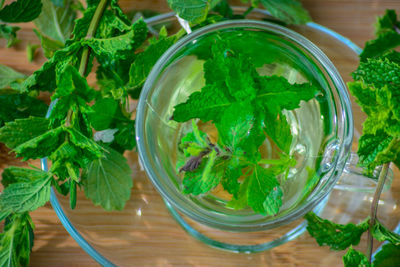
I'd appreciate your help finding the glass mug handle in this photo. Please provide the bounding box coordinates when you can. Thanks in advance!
[334,152,393,192]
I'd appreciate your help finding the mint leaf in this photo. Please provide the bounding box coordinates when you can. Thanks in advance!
[0,64,25,89]
[0,171,52,215]
[372,220,400,245]
[172,84,231,123]
[22,42,81,93]
[305,212,369,251]
[212,0,233,18]
[360,31,400,61]
[182,149,219,195]
[82,19,147,61]
[66,127,103,159]
[0,24,20,48]
[225,56,257,101]
[357,131,394,171]
[0,94,47,127]
[82,146,133,210]
[0,0,42,23]
[49,64,96,126]
[352,58,400,93]
[67,5,96,44]
[33,29,64,58]
[113,119,136,151]
[216,102,255,149]
[26,43,39,62]
[34,0,76,44]
[227,175,250,209]
[247,165,282,215]
[256,75,319,114]
[2,166,49,188]
[0,213,34,267]
[0,117,50,149]
[264,112,292,154]
[178,121,209,157]
[373,243,400,267]
[128,29,182,98]
[259,0,311,25]
[349,57,400,171]
[375,9,399,36]
[343,247,370,267]
[167,0,221,23]
[88,97,128,131]
[13,126,65,160]
[220,158,242,197]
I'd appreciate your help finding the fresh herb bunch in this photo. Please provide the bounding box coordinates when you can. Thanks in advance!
[305,9,400,267]
[0,0,311,265]
[172,36,319,215]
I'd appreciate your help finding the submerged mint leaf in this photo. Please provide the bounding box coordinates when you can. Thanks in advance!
[305,212,369,251]
[0,213,34,267]
[256,75,319,114]
[227,175,250,210]
[172,84,231,123]
[216,101,255,150]
[0,0,42,23]
[179,121,209,157]
[182,149,219,195]
[82,146,133,211]
[343,247,370,267]
[264,112,292,154]
[247,165,282,215]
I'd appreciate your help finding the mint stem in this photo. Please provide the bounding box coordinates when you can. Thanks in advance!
[366,162,390,262]
[78,0,108,76]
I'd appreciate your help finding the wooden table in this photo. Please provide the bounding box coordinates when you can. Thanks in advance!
[1,0,399,266]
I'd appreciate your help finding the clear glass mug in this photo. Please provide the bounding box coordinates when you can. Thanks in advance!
[135,19,389,252]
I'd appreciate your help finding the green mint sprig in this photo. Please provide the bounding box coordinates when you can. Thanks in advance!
[172,36,318,215]
[0,0,184,264]
[305,9,400,267]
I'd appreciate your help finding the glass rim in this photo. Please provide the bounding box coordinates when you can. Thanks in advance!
[136,18,354,231]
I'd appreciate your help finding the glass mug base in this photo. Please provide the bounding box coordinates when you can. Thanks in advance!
[164,197,327,253]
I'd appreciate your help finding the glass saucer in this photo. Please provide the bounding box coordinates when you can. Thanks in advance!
[43,8,400,267]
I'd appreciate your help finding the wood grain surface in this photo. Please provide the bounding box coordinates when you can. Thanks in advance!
[1,0,400,266]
